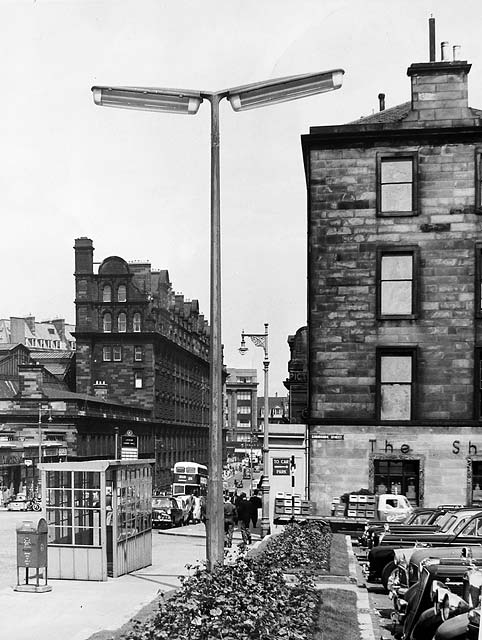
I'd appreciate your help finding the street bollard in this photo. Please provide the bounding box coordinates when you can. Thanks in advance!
[14,518,52,593]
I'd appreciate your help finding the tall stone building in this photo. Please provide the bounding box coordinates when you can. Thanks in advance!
[302,29,482,514]
[73,237,211,488]
[284,326,308,423]
[225,368,258,459]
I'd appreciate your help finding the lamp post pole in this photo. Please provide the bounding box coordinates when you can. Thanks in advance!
[91,67,343,568]
[38,402,42,471]
[207,92,224,568]
[239,323,270,537]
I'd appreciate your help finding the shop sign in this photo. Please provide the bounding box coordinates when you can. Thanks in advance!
[289,371,307,382]
[121,430,138,460]
[272,458,290,475]
[311,434,344,440]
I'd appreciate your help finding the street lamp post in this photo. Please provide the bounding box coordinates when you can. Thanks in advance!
[37,403,51,493]
[239,323,270,537]
[91,68,343,569]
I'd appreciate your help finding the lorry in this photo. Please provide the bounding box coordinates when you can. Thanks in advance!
[325,493,413,533]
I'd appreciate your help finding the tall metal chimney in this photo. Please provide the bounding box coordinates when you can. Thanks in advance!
[429,16,436,62]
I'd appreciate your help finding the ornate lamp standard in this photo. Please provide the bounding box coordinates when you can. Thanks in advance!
[239,323,270,537]
[91,68,343,568]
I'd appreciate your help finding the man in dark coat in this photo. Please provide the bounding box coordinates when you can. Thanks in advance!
[223,495,238,548]
[236,493,252,544]
[249,490,262,528]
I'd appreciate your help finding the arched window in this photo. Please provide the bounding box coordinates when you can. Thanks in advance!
[102,285,112,303]
[118,312,127,333]
[103,313,112,333]
[133,312,142,333]
[117,284,127,303]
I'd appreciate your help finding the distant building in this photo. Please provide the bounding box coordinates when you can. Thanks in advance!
[225,368,258,458]
[0,317,75,351]
[283,326,308,423]
[257,393,289,427]
[73,237,212,487]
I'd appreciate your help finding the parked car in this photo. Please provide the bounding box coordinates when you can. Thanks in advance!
[359,506,448,549]
[367,509,482,589]
[391,546,482,611]
[428,562,482,639]
[396,556,482,640]
[152,496,184,528]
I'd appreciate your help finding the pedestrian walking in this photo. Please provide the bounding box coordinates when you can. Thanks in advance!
[223,495,237,547]
[236,493,252,544]
[249,489,262,528]
[192,492,202,523]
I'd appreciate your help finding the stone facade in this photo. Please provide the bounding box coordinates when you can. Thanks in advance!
[284,326,308,423]
[303,52,482,514]
[73,238,211,488]
[225,368,258,458]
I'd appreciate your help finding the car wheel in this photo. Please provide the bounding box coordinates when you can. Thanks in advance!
[381,561,397,592]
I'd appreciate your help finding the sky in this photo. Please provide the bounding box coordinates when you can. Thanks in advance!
[2,0,482,396]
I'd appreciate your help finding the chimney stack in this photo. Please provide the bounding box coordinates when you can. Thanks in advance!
[429,16,436,62]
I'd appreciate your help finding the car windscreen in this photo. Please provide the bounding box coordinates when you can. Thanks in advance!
[453,515,478,535]
[152,498,172,508]
[439,514,459,532]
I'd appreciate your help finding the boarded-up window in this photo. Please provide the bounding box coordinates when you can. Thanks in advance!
[381,160,413,212]
[377,153,417,216]
[377,247,418,318]
[377,349,416,421]
[381,254,413,315]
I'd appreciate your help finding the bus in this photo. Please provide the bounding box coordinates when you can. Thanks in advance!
[172,461,208,497]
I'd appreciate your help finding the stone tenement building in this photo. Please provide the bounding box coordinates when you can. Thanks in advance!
[283,326,308,423]
[302,33,482,514]
[74,238,211,488]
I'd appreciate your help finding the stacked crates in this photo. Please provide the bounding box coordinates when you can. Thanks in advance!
[347,494,376,518]
[331,496,346,517]
[274,493,314,518]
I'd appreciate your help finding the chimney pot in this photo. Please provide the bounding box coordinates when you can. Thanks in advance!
[441,41,450,61]
[453,45,461,61]
[378,93,386,111]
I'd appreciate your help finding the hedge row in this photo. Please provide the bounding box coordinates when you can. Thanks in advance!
[126,521,332,640]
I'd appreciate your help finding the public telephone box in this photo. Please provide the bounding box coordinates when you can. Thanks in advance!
[39,459,154,581]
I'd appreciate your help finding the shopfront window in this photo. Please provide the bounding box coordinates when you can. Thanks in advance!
[472,461,482,505]
[374,459,419,505]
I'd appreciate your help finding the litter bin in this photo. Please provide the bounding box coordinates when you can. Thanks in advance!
[14,518,52,592]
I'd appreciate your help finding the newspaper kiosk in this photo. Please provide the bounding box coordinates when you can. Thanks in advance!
[39,459,154,581]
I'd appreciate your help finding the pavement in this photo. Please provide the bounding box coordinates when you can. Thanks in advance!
[0,518,379,640]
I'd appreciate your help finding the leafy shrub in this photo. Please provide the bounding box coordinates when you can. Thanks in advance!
[126,557,319,640]
[125,521,330,640]
[258,520,332,571]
